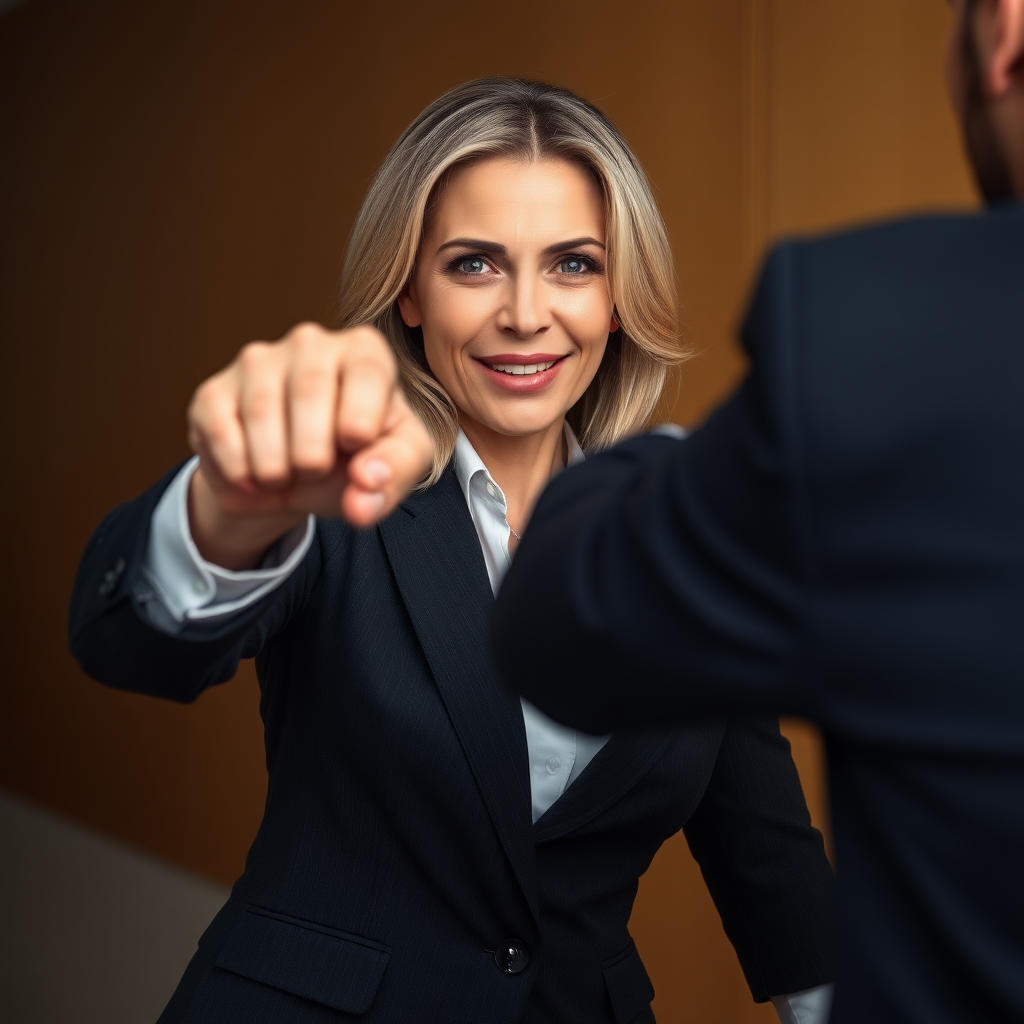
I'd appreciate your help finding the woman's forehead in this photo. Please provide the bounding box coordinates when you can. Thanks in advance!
[426,157,606,248]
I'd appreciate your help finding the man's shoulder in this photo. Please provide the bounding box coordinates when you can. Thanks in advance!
[745,204,1023,342]
[768,204,1023,280]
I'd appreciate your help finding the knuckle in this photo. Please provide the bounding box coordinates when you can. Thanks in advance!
[289,322,324,350]
[189,375,221,417]
[238,341,272,372]
[350,326,395,361]
[348,324,379,344]
[203,415,237,448]
[189,386,232,438]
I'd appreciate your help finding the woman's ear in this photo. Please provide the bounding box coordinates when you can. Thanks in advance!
[609,311,620,333]
[398,284,423,329]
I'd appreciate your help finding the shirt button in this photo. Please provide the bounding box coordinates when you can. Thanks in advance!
[545,757,560,774]
[486,482,497,497]
[192,577,207,595]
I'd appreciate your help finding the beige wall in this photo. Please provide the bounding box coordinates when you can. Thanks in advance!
[0,1,975,1020]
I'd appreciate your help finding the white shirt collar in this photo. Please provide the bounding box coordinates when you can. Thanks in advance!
[454,421,585,509]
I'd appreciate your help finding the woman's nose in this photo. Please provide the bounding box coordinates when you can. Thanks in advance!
[496,275,551,339]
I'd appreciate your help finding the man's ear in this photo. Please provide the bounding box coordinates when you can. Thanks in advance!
[979,0,1024,95]
[397,284,422,329]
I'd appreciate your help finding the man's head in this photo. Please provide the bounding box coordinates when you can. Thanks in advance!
[945,0,1024,202]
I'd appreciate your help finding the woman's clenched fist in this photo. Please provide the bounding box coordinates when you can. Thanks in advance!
[186,323,434,569]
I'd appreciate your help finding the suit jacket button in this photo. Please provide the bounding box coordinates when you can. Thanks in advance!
[493,942,529,974]
[98,557,126,597]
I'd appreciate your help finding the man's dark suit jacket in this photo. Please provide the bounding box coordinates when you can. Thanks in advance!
[69,461,833,1022]
[495,206,1024,1024]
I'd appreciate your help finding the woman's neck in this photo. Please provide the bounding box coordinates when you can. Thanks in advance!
[458,414,568,538]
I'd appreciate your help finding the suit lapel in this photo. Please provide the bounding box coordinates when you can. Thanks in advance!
[533,731,676,843]
[378,469,538,921]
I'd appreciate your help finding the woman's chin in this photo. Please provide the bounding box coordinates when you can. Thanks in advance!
[465,404,570,441]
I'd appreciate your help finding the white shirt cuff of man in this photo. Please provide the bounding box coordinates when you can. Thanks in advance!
[137,456,314,634]
[771,983,833,1023]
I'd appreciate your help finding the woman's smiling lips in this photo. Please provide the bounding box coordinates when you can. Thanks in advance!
[474,353,570,393]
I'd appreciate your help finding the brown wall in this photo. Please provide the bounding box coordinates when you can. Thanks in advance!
[0,1,974,1020]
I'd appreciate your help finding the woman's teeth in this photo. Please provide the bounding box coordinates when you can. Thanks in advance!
[486,360,557,376]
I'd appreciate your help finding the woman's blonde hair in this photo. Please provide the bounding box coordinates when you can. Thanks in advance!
[335,77,687,485]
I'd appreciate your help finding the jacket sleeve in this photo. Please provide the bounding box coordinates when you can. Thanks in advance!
[493,244,808,732]
[68,464,322,703]
[683,717,834,1001]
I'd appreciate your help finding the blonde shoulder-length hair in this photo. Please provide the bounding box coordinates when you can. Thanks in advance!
[335,77,688,486]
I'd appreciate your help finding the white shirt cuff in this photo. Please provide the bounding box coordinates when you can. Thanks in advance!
[771,983,833,1024]
[138,457,315,633]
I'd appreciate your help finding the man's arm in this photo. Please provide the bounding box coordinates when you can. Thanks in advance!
[493,246,808,731]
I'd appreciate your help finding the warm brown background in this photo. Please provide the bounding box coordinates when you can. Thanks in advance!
[0,1,975,1021]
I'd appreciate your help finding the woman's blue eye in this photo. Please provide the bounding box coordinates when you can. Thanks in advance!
[559,257,589,274]
[460,257,487,274]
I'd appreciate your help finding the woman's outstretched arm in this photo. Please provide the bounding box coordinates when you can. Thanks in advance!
[69,322,433,701]
[67,464,318,702]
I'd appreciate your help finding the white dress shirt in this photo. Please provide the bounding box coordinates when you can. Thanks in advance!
[453,425,610,823]
[135,428,831,1024]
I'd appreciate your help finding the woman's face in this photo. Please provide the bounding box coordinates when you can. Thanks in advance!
[399,156,617,441]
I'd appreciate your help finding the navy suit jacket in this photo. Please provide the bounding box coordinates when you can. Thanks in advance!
[495,206,1024,1024]
[69,461,833,1022]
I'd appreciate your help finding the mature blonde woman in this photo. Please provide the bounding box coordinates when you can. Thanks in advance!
[70,79,834,1024]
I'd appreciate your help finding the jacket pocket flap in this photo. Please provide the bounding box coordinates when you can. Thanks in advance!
[215,906,391,1013]
[602,938,655,1024]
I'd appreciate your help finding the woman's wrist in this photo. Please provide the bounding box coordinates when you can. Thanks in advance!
[187,466,307,571]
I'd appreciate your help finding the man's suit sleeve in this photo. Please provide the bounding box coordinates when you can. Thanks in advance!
[493,245,809,732]
[683,717,834,1001]
[68,465,318,702]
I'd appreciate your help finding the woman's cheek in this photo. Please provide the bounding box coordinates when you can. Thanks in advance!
[421,330,460,394]
[564,287,614,345]
[572,314,613,362]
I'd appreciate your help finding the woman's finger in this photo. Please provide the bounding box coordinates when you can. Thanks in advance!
[336,327,398,453]
[187,371,252,489]
[237,342,290,485]
[343,402,434,526]
[287,324,340,476]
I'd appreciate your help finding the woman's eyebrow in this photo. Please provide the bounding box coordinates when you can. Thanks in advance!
[436,236,606,256]
[542,237,606,255]
[436,238,506,255]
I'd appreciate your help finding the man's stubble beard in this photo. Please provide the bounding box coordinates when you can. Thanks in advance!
[961,13,1017,204]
